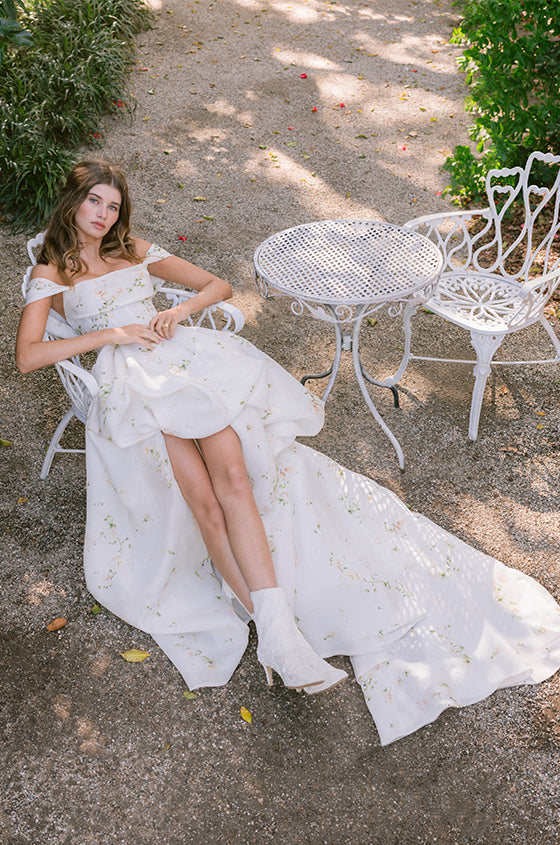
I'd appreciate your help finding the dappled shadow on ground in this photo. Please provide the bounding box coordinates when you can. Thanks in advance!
[2,1,560,843]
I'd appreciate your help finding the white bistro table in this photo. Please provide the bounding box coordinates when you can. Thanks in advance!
[253,219,443,469]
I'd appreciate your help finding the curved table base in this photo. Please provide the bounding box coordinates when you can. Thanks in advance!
[297,301,422,469]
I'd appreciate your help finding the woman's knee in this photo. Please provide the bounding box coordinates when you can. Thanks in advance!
[212,461,252,502]
[191,492,227,534]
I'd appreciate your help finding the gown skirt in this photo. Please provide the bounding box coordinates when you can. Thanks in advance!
[84,324,560,746]
[25,251,560,745]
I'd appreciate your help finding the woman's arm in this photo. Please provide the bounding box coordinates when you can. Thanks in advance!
[16,295,162,374]
[137,240,233,339]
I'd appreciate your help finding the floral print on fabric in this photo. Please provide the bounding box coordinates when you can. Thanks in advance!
[25,244,560,745]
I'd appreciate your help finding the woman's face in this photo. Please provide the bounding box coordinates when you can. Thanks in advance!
[74,182,122,241]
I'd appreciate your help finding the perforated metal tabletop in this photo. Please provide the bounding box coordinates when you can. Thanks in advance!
[254,219,442,306]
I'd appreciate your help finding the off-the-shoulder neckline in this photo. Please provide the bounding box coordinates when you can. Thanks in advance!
[30,248,160,289]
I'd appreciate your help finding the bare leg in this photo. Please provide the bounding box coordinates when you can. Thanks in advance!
[164,428,347,692]
[163,432,269,612]
[197,427,278,593]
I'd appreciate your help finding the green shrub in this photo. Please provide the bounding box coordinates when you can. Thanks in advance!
[0,0,153,231]
[444,0,560,204]
[0,0,32,69]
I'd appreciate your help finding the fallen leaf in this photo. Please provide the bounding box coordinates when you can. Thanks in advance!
[193,196,207,202]
[0,438,13,446]
[47,617,67,631]
[120,648,149,663]
[202,215,215,221]
[156,198,167,204]
[501,446,518,452]
[90,604,102,614]
[240,706,252,723]
[162,742,172,751]
[17,496,28,504]
[536,423,544,430]
[535,410,545,416]
[183,690,197,699]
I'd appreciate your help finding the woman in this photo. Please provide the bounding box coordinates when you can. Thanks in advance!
[16,160,560,745]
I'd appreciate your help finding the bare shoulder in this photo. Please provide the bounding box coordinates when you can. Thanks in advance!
[30,262,66,286]
[133,237,154,259]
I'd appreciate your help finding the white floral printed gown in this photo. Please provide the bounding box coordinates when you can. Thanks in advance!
[26,245,560,745]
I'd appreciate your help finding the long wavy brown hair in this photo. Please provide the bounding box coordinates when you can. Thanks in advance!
[37,160,141,285]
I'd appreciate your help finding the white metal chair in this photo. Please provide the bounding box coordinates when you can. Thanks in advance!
[404,150,560,439]
[23,233,245,478]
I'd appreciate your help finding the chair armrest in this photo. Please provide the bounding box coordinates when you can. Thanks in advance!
[155,281,245,333]
[54,357,99,397]
[404,207,493,272]
[404,207,491,231]
[43,310,99,421]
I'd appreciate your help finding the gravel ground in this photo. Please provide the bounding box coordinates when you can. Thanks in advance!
[1,1,560,843]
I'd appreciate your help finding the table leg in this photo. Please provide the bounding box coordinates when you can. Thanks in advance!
[351,304,405,469]
[356,297,421,408]
[300,307,344,401]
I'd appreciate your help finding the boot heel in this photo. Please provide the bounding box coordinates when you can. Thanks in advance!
[250,587,347,692]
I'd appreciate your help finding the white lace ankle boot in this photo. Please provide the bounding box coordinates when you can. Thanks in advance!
[250,587,348,692]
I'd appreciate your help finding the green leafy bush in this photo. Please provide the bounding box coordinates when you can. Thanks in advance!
[0,0,32,69]
[0,0,153,231]
[444,0,560,204]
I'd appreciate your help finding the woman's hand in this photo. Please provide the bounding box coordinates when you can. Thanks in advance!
[149,305,187,340]
[112,324,163,348]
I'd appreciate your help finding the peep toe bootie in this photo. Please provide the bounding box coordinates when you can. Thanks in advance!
[250,587,348,692]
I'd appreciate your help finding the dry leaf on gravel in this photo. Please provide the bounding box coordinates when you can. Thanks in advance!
[120,649,149,663]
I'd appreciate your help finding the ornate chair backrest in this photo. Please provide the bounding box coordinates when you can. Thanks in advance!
[470,151,560,282]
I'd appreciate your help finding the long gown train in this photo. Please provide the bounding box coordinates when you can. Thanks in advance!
[25,245,560,745]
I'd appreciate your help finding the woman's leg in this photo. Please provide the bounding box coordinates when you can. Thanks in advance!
[163,432,264,612]
[197,427,278,595]
[165,427,347,691]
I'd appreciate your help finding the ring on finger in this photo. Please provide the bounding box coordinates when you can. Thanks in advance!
[162,321,169,328]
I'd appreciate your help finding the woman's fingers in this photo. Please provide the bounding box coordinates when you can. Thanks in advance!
[115,325,162,347]
[151,311,177,339]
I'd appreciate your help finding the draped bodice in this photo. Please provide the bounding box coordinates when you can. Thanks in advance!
[24,243,171,334]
